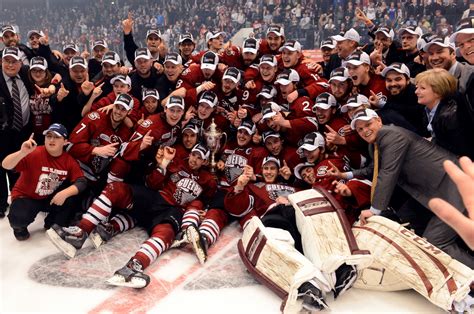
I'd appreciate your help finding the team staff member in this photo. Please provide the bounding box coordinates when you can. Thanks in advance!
[0,47,34,218]
[2,124,85,240]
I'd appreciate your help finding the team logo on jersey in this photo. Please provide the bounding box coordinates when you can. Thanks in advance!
[110,134,121,143]
[317,165,329,177]
[173,177,203,205]
[87,112,100,120]
[224,154,248,183]
[266,184,295,200]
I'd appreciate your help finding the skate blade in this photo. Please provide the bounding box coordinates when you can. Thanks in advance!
[89,231,104,249]
[186,226,206,265]
[105,275,148,289]
[46,228,77,259]
[170,237,189,249]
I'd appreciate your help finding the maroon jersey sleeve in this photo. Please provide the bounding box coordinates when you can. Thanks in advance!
[285,116,319,145]
[91,92,115,112]
[224,187,255,218]
[296,63,329,99]
[219,46,242,69]
[176,64,202,90]
[346,179,371,209]
[68,111,102,162]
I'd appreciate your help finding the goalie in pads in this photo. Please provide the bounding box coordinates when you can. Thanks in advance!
[238,188,373,313]
[353,216,474,312]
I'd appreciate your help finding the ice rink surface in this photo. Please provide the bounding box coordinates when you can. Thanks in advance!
[0,213,443,313]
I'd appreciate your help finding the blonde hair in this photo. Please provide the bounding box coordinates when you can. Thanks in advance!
[415,68,458,98]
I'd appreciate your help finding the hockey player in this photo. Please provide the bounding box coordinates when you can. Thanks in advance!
[67,94,136,184]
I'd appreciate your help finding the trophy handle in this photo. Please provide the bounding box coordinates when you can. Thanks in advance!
[221,132,227,149]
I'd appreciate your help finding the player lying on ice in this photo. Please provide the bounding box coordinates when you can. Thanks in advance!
[47,143,218,288]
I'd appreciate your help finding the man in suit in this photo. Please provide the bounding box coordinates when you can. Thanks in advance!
[0,47,34,218]
[330,108,474,268]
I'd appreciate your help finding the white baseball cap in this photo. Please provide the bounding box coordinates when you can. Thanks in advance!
[297,132,325,154]
[275,69,300,85]
[374,27,395,40]
[294,162,315,180]
[242,38,259,54]
[344,51,371,66]
[114,94,134,111]
[279,40,302,52]
[340,94,369,113]
[111,74,131,86]
[398,26,423,38]
[30,56,48,71]
[350,108,379,130]
[381,62,410,78]
[423,36,455,52]
[449,17,474,44]
[328,67,351,83]
[332,28,360,44]
[313,93,337,111]
[206,31,225,42]
[201,51,219,71]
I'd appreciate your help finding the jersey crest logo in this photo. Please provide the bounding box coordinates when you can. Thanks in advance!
[224,154,248,183]
[173,178,203,205]
[266,184,295,200]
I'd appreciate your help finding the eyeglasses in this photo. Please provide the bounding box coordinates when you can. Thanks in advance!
[2,59,20,65]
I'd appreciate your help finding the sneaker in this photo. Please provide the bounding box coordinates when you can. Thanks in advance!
[89,222,116,249]
[169,231,189,249]
[106,258,150,289]
[297,281,328,312]
[185,224,208,265]
[46,224,86,259]
[333,264,357,298]
[13,227,30,241]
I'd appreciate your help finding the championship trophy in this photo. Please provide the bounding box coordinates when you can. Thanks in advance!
[204,118,226,173]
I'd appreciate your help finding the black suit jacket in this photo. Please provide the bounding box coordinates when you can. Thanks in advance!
[0,65,34,130]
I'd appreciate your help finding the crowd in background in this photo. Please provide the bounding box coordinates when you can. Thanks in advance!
[1,0,473,60]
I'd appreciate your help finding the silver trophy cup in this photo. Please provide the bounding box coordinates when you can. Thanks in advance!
[204,118,226,173]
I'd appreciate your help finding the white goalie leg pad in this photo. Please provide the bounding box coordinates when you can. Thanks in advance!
[353,215,474,311]
[288,189,373,282]
[239,217,332,314]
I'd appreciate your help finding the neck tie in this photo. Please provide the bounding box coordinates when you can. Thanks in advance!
[370,143,379,202]
[10,77,23,131]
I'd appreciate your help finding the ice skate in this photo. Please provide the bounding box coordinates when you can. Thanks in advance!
[46,224,86,259]
[106,258,150,289]
[89,222,116,249]
[333,264,358,298]
[298,281,329,312]
[169,231,189,249]
[185,224,208,264]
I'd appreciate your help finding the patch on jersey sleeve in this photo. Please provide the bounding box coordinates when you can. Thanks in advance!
[87,112,100,120]
[140,119,152,128]
[316,165,329,177]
